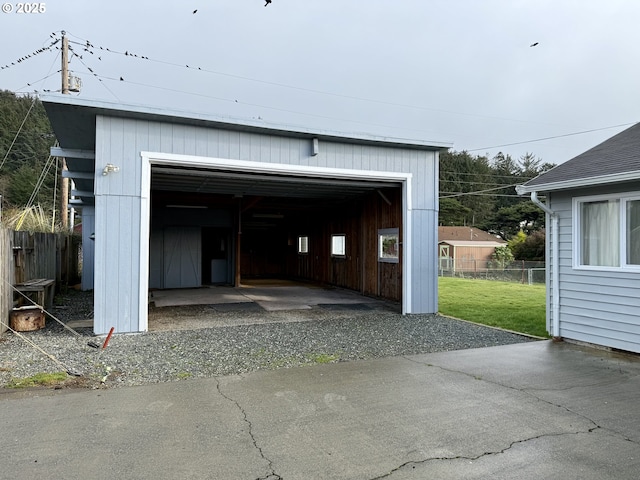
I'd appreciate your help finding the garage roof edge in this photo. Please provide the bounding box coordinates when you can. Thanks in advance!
[40,93,453,151]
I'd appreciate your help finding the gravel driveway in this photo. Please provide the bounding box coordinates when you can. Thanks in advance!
[0,289,537,390]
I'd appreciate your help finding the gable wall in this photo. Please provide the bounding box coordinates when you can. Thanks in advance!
[550,182,640,353]
[93,116,439,333]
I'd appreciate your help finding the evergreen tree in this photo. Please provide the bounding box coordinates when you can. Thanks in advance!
[439,148,555,240]
[0,90,57,216]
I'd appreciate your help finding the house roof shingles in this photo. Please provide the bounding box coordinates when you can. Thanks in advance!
[521,122,640,192]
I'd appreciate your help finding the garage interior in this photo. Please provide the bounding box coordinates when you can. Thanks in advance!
[148,165,404,310]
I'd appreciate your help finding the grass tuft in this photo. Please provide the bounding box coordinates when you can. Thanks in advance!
[7,372,68,388]
[307,353,340,364]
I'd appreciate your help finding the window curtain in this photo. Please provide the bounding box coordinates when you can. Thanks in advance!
[581,200,619,266]
[627,200,640,264]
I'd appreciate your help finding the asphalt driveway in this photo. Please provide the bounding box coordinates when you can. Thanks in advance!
[1,340,639,479]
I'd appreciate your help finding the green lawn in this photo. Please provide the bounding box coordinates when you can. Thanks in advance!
[438,277,548,338]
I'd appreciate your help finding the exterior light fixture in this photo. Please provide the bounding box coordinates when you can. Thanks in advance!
[102,164,120,176]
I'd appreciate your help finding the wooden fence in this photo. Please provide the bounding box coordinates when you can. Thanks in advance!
[0,228,80,335]
[0,229,12,335]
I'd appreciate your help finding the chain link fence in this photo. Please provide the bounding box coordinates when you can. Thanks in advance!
[438,259,546,284]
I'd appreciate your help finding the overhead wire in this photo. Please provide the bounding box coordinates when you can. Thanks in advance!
[0,37,59,71]
[467,122,637,152]
[0,319,81,375]
[439,183,521,199]
[0,95,37,171]
[24,31,632,155]
[64,35,565,128]
[51,154,59,232]
[7,31,636,163]
[68,45,121,102]
[92,73,441,137]
[15,146,57,230]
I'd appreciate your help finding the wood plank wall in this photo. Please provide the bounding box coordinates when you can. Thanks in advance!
[284,186,403,301]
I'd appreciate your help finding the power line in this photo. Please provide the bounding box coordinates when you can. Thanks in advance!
[440,180,524,187]
[467,122,636,152]
[441,170,535,180]
[439,183,519,199]
[0,96,37,171]
[439,193,522,198]
[68,45,121,102]
[92,73,441,137]
[10,31,635,159]
[0,38,59,71]
[64,34,564,128]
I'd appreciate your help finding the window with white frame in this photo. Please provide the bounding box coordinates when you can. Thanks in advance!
[575,193,640,269]
[331,234,346,257]
[378,228,399,263]
[298,235,309,254]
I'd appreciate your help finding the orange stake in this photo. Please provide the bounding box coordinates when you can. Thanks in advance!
[102,327,115,349]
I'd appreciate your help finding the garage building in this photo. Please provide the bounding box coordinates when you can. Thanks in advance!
[42,94,451,334]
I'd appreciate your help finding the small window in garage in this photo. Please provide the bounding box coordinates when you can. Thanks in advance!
[298,235,309,254]
[379,228,399,263]
[331,234,346,257]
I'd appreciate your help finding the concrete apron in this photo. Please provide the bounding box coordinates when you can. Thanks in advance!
[2,341,639,479]
[148,282,398,331]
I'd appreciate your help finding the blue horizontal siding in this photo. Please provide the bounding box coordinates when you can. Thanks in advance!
[550,188,640,352]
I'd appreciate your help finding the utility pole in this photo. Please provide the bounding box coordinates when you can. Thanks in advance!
[60,31,69,229]
[61,31,69,94]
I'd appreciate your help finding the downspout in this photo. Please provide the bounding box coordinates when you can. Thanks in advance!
[529,191,561,339]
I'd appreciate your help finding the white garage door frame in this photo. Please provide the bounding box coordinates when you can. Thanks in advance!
[138,151,413,332]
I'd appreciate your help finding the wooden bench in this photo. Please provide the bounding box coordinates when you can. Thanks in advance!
[14,278,56,310]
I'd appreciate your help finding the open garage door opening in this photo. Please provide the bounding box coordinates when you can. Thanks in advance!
[146,159,408,322]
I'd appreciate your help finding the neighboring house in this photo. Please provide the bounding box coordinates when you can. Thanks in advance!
[517,123,640,353]
[41,94,451,334]
[438,227,506,272]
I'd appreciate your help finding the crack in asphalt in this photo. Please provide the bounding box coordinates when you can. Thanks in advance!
[369,428,600,479]
[214,377,283,480]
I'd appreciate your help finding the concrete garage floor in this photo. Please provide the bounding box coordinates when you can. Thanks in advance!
[148,279,400,331]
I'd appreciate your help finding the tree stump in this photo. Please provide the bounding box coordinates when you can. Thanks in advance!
[10,306,45,331]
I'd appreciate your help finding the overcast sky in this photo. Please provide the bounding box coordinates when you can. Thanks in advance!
[1,0,638,167]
